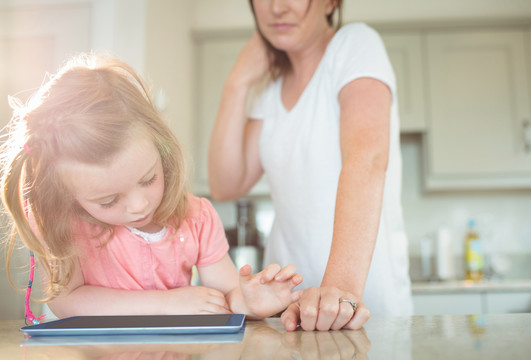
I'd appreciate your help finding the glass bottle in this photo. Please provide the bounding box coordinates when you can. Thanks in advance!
[464,219,484,281]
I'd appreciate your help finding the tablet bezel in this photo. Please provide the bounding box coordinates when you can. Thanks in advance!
[21,314,246,336]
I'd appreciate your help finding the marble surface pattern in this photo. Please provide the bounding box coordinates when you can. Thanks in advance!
[2,314,531,359]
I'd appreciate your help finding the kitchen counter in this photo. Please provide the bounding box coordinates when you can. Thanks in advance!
[2,314,531,359]
[412,279,531,294]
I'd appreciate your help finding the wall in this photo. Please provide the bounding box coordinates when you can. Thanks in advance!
[145,0,195,155]
[191,0,531,30]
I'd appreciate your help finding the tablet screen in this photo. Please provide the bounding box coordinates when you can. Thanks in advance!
[46,315,233,328]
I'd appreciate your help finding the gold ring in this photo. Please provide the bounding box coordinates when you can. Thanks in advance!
[339,298,358,312]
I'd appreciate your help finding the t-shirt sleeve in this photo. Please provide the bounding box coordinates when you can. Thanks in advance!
[329,23,396,97]
[194,197,230,267]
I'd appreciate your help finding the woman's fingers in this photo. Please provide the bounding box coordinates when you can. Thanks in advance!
[314,289,345,331]
[285,287,367,331]
[343,301,370,330]
[330,299,356,330]
[298,287,322,331]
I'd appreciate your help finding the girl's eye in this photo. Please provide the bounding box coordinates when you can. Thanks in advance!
[100,197,118,209]
[142,174,157,187]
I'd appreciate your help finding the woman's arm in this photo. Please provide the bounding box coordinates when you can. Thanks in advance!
[208,32,269,200]
[281,77,391,331]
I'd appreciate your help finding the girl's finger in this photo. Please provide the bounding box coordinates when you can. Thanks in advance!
[239,264,253,278]
[291,289,304,303]
[208,295,230,309]
[259,263,282,283]
[204,304,232,314]
[281,303,301,332]
[290,274,304,288]
[274,264,297,281]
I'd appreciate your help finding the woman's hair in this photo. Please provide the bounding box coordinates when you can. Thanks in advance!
[248,0,343,79]
[1,52,189,299]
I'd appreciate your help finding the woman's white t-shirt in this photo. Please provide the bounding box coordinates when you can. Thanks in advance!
[250,23,413,315]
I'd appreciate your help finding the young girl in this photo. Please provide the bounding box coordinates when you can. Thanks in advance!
[1,52,303,323]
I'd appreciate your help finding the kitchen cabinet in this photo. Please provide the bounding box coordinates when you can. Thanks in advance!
[423,27,531,190]
[412,280,531,315]
[380,31,426,133]
[485,292,531,313]
[413,293,483,315]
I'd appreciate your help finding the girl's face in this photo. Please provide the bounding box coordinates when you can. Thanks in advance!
[59,135,165,233]
[252,0,335,53]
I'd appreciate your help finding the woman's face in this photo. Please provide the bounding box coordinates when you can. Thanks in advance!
[58,135,165,233]
[252,0,335,53]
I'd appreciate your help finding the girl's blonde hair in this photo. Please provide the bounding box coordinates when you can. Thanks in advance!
[1,52,189,300]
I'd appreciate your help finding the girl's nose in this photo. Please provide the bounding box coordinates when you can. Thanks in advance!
[126,189,149,214]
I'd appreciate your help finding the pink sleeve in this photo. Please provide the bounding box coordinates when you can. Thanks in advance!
[193,197,230,267]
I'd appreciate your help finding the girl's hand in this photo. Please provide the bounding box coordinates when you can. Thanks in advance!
[168,286,231,315]
[227,31,270,89]
[239,263,303,318]
[280,287,371,331]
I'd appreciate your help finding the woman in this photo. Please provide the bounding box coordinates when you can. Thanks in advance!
[208,0,413,331]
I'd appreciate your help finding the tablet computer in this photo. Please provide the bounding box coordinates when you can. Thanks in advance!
[21,314,246,337]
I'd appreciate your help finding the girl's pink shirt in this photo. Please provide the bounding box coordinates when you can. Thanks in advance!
[73,195,229,290]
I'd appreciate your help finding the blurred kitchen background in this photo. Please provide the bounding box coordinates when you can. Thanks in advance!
[1,0,531,319]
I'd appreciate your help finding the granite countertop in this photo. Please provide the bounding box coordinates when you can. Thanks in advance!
[3,314,531,359]
[412,279,531,294]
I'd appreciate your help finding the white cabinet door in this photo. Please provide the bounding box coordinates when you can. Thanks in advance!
[413,293,483,315]
[381,31,426,133]
[485,292,531,313]
[424,28,531,190]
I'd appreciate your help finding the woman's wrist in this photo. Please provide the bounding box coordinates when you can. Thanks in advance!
[224,73,253,95]
[321,276,364,300]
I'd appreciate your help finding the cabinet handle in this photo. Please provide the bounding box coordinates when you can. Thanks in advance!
[524,120,531,153]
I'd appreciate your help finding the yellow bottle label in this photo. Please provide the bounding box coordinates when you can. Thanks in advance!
[465,235,484,281]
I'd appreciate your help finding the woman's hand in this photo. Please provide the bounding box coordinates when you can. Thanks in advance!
[167,286,231,315]
[227,31,270,89]
[239,263,303,318]
[280,286,370,331]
